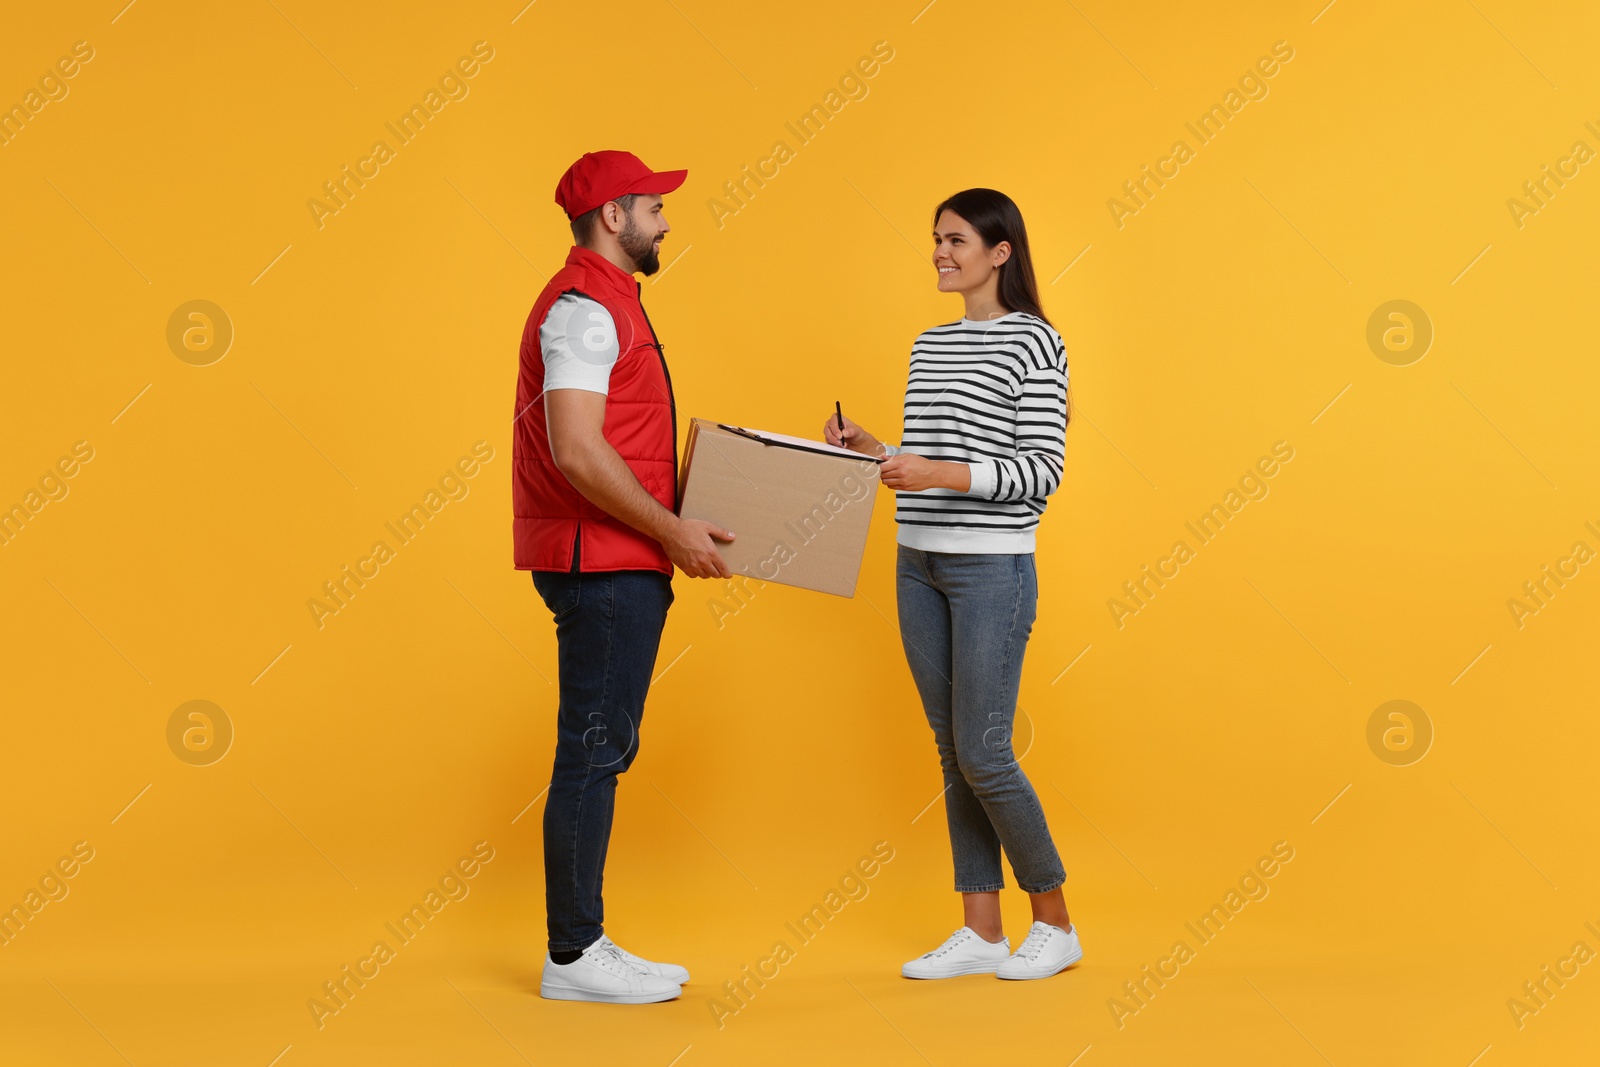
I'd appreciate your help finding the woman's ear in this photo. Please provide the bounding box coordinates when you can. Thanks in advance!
[992,240,1013,268]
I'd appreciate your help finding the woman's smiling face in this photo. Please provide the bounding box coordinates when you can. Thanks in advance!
[933,209,1009,294]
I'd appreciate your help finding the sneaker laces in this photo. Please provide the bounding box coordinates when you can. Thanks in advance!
[1013,924,1056,962]
[923,928,975,959]
[600,936,653,972]
[589,941,645,976]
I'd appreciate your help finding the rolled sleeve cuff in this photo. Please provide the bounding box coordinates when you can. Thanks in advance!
[966,461,995,499]
[881,442,902,457]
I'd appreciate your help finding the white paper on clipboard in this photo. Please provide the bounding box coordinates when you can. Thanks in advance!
[717,425,886,464]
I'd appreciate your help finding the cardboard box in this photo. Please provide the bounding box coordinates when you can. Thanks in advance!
[676,418,883,597]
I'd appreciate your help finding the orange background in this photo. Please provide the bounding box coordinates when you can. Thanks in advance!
[2,0,1598,1064]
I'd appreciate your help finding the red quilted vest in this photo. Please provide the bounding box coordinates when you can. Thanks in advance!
[513,245,677,574]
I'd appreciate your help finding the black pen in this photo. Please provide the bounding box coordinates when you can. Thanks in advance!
[835,400,844,443]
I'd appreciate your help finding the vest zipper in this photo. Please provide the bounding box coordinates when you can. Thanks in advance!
[635,282,679,510]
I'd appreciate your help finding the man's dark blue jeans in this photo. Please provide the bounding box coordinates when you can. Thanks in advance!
[531,563,674,954]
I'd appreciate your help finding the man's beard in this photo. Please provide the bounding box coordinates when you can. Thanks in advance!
[619,215,661,275]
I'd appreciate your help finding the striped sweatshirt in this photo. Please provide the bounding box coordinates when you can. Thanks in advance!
[883,312,1069,554]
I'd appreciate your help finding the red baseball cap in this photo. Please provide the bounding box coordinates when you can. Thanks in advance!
[554,150,688,220]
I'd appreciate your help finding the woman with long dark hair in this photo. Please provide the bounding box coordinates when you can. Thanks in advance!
[824,188,1080,980]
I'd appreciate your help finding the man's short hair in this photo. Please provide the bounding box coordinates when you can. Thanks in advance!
[571,193,640,244]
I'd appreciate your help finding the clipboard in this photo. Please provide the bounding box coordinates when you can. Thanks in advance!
[715,424,887,464]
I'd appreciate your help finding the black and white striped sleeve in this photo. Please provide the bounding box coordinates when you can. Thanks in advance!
[972,331,1067,502]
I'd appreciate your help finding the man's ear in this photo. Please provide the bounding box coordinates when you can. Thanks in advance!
[600,200,624,235]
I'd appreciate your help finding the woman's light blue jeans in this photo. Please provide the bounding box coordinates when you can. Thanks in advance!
[896,546,1066,894]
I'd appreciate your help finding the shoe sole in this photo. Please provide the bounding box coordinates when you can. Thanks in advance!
[901,960,1006,979]
[996,947,1084,981]
[540,983,682,1004]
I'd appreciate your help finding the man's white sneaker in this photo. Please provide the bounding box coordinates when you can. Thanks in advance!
[593,934,691,985]
[996,921,1083,980]
[540,939,682,1003]
[901,926,1011,979]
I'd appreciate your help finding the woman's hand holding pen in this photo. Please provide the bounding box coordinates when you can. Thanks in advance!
[822,409,971,492]
[822,412,885,458]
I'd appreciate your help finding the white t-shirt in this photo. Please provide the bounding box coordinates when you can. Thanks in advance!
[540,293,621,395]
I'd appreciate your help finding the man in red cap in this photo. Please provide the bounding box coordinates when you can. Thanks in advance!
[514,150,734,1004]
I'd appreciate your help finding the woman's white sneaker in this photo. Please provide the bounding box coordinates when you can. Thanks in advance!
[540,939,682,1003]
[996,921,1083,980]
[901,926,1011,979]
[593,934,691,984]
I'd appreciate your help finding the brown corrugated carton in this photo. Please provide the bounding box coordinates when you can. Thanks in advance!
[676,418,883,597]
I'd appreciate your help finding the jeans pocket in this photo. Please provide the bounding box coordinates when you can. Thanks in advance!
[1016,555,1038,632]
[552,585,581,623]
[533,573,582,623]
